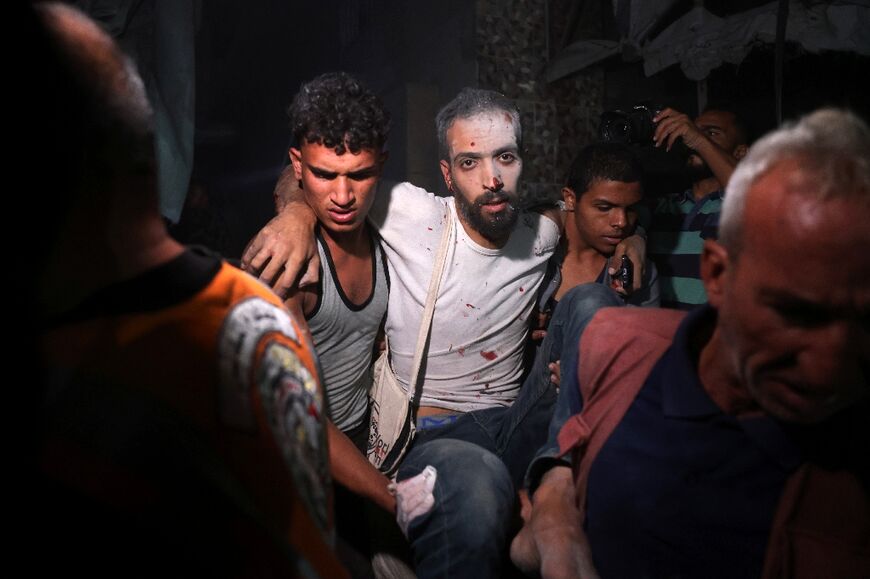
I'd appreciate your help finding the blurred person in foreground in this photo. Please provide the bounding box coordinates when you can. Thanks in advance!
[34,4,344,577]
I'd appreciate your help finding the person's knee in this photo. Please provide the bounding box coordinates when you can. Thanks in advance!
[446,442,513,547]
[462,445,513,507]
[552,283,622,336]
[558,283,622,317]
[400,439,514,544]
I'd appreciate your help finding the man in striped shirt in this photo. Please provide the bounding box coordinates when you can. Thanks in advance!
[647,105,750,309]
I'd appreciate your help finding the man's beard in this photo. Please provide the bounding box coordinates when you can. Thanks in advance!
[454,188,519,243]
[685,154,714,182]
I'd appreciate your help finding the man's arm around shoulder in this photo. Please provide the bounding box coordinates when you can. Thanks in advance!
[241,165,320,298]
[527,202,565,236]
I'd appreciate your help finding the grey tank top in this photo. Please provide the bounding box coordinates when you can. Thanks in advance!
[307,229,388,432]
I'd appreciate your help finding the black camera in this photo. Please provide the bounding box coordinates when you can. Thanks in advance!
[598,104,663,144]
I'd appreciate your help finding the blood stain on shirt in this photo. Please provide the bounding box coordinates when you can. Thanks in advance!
[458,347,466,356]
[466,303,476,308]
[480,350,497,361]
[519,287,524,293]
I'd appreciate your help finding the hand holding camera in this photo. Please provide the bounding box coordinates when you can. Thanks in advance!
[653,107,707,152]
[598,103,694,158]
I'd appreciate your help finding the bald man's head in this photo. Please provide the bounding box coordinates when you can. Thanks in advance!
[38,2,154,203]
[33,3,179,318]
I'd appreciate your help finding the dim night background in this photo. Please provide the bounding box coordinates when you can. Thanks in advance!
[71,0,869,259]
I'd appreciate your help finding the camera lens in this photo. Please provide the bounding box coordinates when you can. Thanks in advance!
[599,111,632,143]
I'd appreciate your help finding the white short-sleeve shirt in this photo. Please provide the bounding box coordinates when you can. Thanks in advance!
[368,181,560,412]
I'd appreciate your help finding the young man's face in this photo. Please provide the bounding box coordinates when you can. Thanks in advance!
[290,141,383,234]
[563,179,642,256]
[687,110,748,177]
[439,111,522,242]
[703,159,870,424]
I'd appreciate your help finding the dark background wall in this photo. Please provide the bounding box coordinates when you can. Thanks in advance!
[172,0,869,259]
[336,0,478,195]
[187,0,341,258]
[477,0,604,204]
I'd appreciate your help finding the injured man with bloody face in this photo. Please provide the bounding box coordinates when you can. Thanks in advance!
[243,87,567,578]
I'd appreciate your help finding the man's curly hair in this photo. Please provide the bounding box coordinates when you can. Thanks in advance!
[288,72,390,155]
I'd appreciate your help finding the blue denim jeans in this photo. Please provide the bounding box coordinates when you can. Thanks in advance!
[525,284,625,490]
[396,284,623,578]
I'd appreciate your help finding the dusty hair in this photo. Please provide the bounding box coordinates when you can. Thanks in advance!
[720,109,870,255]
[435,88,521,160]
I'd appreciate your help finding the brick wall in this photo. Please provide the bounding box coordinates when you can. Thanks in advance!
[477,0,605,203]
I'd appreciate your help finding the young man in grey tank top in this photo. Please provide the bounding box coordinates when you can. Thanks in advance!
[274,73,397,520]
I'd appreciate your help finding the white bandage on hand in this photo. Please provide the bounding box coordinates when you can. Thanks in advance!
[390,465,437,537]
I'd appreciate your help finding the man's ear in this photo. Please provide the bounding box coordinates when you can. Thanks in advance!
[733,143,749,161]
[561,187,577,211]
[439,159,452,192]
[289,147,303,180]
[378,150,390,173]
[701,239,730,308]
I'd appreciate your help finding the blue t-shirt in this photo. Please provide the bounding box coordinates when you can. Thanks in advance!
[648,190,722,310]
[586,308,801,578]
[529,306,804,579]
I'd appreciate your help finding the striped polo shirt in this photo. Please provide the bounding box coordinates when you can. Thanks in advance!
[648,189,722,310]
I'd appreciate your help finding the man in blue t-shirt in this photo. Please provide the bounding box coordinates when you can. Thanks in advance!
[647,105,750,309]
